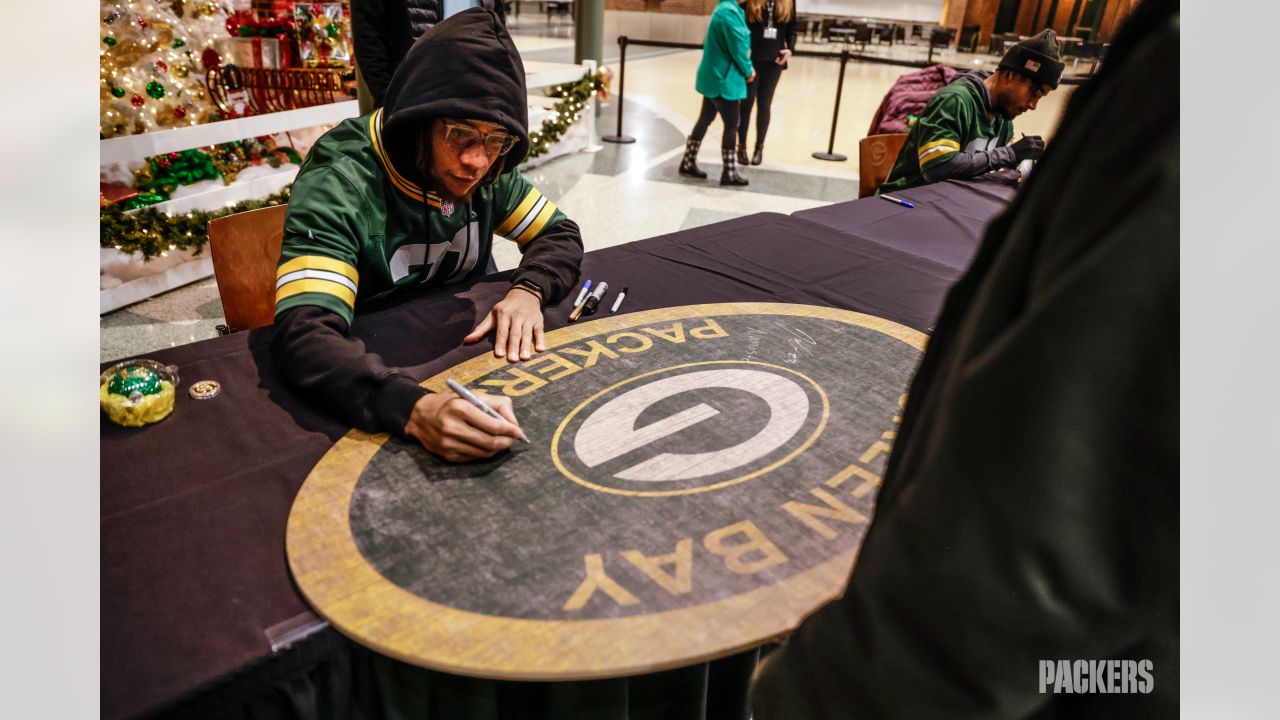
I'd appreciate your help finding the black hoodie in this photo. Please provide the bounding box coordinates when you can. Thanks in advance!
[381,7,531,180]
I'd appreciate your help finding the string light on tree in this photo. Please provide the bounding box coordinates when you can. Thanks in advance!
[525,69,609,160]
[99,0,230,137]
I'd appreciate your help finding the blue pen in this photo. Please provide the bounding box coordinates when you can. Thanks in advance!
[879,194,916,209]
[574,279,592,306]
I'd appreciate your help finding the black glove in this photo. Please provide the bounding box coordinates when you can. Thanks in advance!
[1010,134,1045,162]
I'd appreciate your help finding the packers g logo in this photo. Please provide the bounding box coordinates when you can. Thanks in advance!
[552,361,829,496]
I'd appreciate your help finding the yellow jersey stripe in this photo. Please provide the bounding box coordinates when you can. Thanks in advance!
[277,255,359,284]
[368,110,441,208]
[917,145,958,168]
[496,189,542,237]
[516,200,558,245]
[275,278,357,309]
[917,138,960,157]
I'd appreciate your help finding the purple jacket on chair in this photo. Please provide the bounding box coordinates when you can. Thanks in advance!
[867,65,958,135]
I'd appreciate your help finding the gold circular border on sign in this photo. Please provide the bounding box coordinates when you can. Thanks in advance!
[550,360,830,497]
[287,302,927,682]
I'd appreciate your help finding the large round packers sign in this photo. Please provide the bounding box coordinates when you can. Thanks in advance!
[286,303,925,680]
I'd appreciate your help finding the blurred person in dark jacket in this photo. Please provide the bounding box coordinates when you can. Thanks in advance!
[353,0,506,114]
[752,0,1179,717]
[352,0,439,114]
[736,0,796,166]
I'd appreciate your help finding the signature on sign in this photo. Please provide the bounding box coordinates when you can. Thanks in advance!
[742,324,818,365]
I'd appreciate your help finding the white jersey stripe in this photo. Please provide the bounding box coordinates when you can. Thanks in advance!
[276,268,359,294]
[509,196,548,241]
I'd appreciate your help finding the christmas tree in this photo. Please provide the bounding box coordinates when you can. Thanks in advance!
[100,0,231,138]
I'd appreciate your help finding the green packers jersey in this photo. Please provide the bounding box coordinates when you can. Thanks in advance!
[275,108,567,326]
[879,78,1013,194]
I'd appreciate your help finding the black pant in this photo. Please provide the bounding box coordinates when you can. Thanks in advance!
[738,61,784,147]
[690,96,740,151]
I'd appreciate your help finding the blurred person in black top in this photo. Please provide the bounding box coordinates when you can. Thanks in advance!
[751,0,1179,716]
[353,0,506,114]
[737,0,797,166]
[352,0,440,114]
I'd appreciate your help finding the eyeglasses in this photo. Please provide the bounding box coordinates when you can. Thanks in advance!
[440,121,516,158]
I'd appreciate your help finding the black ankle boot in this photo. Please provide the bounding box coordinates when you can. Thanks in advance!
[678,137,707,179]
[720,147,749,186]
[751,143,764,165]
[736,143,750,166]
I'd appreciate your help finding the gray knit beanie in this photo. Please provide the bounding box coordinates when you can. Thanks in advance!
[999,29,1065,88]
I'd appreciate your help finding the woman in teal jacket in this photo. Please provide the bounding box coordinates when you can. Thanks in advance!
[680,0,756,186]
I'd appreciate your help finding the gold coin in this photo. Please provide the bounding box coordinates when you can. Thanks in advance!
[188,380,221,399]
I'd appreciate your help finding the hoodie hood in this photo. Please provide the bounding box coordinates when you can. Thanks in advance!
[380,8,529,185]
[949,70,994,115]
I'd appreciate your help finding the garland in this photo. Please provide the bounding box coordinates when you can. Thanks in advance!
[101,187,291,260]
[102,68,611,259]
[526,67,610,160]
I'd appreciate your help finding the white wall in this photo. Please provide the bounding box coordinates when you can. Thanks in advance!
[798,0,945,22]
[605,11,712,46]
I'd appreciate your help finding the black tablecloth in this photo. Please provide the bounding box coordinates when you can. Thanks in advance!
[102,180,1012,719]
[793,176,1018,271]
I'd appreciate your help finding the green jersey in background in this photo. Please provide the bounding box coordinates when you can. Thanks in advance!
[880,71,1013,194]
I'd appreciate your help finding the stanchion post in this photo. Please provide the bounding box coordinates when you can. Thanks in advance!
[812,48,849,161]
[603,36,636,144]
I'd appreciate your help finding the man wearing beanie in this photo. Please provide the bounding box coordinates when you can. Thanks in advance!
[878,29,1065,194]
[271,8,583,463]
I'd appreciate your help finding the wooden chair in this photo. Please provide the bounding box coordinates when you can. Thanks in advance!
[207,204,288,333]
[858,133,908,198]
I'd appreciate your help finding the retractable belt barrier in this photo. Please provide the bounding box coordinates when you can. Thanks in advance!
[605,36,1087,161]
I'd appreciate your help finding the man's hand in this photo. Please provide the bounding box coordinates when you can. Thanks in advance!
[1010,134,1045,162]
[404,391,524,462]
[464,286,545,363]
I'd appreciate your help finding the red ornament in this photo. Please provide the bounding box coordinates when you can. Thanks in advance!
[138,18,147,28]
[174,106,187,119]
[225,17,240,36]
[131,94,144,107]
[201,48,221,70]
[167,152,180,161]
[156,60,168,73]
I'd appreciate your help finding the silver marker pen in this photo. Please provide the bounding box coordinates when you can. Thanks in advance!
[445,378,529,444]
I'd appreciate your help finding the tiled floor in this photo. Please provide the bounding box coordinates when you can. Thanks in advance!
[100,19,1075,363]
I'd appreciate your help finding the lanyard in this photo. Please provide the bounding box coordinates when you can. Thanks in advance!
[765,0,775,29]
